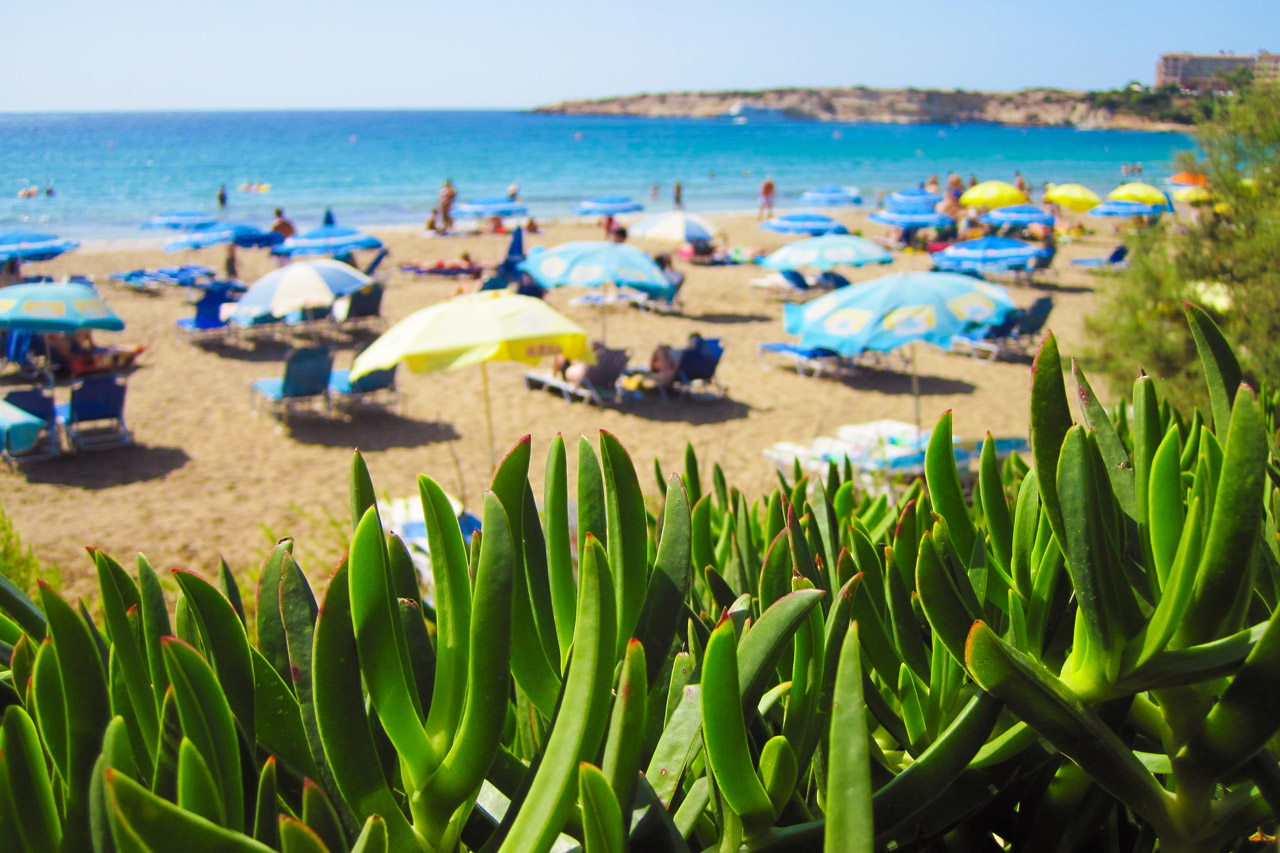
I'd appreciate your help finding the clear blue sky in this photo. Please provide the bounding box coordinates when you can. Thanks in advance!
[6,0,1278,111]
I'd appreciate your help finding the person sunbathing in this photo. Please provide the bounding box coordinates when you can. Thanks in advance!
[46,331,144,376]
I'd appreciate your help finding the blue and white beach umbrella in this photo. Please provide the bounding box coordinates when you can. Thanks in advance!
[575,196,644,216]
[145,211,218,230]
[453,198,529,218]
[630,211,718,243]
[1089,199,1166,218]
[868,209,954,228]
[932,236,1047,272]
[761,235,891,272]
[230,259,372,320]
[0,230,80,262]
[278,225,383,257]
[518,241,671,298]
[978,204,1055,227]
[761,213,848,236]
[799,186,862,206]
[886,188,943,211]
[783,272,1013,354]
[0,282,124,333]
[164,223,285,252]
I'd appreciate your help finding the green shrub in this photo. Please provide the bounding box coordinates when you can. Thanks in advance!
[0,499,58,596]
[0,307,1277,852]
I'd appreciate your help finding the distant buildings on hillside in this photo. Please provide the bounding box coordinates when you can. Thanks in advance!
[1156,51,1280,91]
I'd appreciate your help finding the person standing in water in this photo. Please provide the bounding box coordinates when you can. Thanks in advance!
[217,184,228,210]
[673,181,683,210]
[438,179,457,234]
[758,176,776,220]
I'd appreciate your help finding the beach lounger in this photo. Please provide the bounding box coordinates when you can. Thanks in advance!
[749,269,829,301]
[949,312,1022,361]
[524,346,631,406]
[2,387,61,464]
[757,342,853,378]
[55,375,132,451]
[1071,245,1128,270]
[327,365,401,413]
[671,337,726,398]
[250,346,333,421]
[331,283,385,332]
[632,274,685,314]
[176,289,235,342]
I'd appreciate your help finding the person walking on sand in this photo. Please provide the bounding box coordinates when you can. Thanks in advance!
[673,181,683,210]
[758,176,776,220]
[438,179,457,234]
[217,184,227,210]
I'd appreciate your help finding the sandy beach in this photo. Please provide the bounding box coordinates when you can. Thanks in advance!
[3,210,1112,599]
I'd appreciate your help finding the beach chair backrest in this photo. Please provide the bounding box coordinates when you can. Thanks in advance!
[1016,297,1054,337]
[363,248,389,277]
[5,387,55,424]
[193,291,230,324]
[1108,245,1129,264]
[282,347,334,398]
[69,375,127,423]
[345,284,384,320]
[350,366,396,394]
[984,311,1020,339]
[585,347,629,387]
[780,269,808,290]
[678,338,723,382]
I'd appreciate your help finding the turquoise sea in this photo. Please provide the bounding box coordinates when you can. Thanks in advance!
[0,110,1194,239]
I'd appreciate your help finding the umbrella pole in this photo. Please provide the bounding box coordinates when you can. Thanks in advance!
[481,361,496,469]
[601,282,609,343]
[911,344,921,438]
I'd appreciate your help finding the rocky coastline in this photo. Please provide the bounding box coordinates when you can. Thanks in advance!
[533,87,1190,131]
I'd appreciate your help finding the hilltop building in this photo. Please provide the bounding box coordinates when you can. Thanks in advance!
[1156,51,1278,91]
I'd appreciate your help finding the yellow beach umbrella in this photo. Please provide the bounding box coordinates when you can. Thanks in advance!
[959,181,1028,209]
[1109,182,1167,205]
[1174,186,1212,204]
[1043,183,1101,212]
[351,291,589,462]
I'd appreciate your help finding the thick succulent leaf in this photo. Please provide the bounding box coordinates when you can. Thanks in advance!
[312,563,421,850]
[1072,362,1137,520]
[418,473,473,759]
[1184,302,1241,436]
[416,493,516,849]
[93,550,159,758]
[255,541,295,687]
[544,435,577,667]
[107,769,274,853]
[253,757,280,849]
[601,431,651,660]
[826,623,872,853]
[173,569,257,745]
[579,763,625,853]
[1029,331,1073,543]
[0,571,44,640]
[137,554,173,711]
[349,505,432,784]
[280,816,330,853]
[635,475,693,688]
[965,622,1174,836]
[737,589,825,711]
[644,684,703,807]
[494,535,616,853]
[702,619,775,836]
[1181,603,1280,780]
[1177,388,1268,647]
[177,737,226,827]
[350,815,388,853]
[2,705,61,853]
[162,637,243,831]
[301,778,347,853]
[925,411,978,562]
[601,639,648,824]
[577,436,608,566]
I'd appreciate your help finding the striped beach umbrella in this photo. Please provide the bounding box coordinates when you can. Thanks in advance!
[0,230,80,262]
[575,196,644,215]
[761,235,891,271]
[761,213,848,236]
[0,282,124,332]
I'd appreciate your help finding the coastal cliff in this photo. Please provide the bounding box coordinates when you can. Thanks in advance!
[534,87,1190,131]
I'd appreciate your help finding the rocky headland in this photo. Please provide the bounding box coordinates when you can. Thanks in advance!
[534,87,1190,131]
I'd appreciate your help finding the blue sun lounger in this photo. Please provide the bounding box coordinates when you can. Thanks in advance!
[251,346,333,421]
[328,365,401,413]
[1071,245,1128,270]
[2,387,61,465]
[55,375,132,451]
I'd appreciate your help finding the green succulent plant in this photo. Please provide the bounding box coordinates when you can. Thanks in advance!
[0,303,1277,852]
